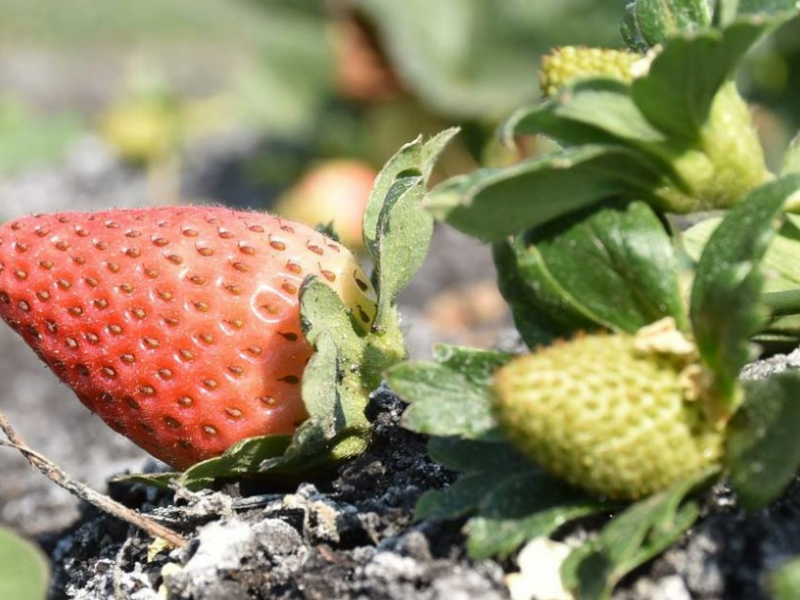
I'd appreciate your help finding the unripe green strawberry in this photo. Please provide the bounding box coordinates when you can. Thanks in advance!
[0,206,377,469]
[491,333,723,500]
[539,46,643,98]
[538,46,771,213]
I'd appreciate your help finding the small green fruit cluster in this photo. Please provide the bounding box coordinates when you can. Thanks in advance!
[539,46,643,98]
[491,332,723,500]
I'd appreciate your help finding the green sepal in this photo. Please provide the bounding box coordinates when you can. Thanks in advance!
[363,128,459,259]
[253,280,377,475]
[363,130,458,373]
[426,145,664,241]
[631,19,768,142]
[621,0,711,51]
[562,470,715,600]
[175,435,293,490]
[690,174,800,420]
[0,525,49,600]
[726,371,800,509]
[371,176,432,331]
[387,344,511,440]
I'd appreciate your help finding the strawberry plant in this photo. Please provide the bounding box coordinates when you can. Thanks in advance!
[387,1,800,597]
[0,129,457,491]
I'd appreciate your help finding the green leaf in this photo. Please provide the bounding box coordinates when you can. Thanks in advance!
[391,360,498,438]
[388,347,512,439]
[415,437,539,520]
[432,344,512,387]
[416,470,516,522]
[426,436,532,474]
[690,174,800,414]
[563,472,710,600]
[492,237,599,347]
[771,554,800,600]
[426,145,665,241]
[533,199,687,333]
[0,525,49,600]
[621,0,711,51]
[631,20,769,141]
[363,128,458,258]
[467,471,609,559]
[726,371,800,509]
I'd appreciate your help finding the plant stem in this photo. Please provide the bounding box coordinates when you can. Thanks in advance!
[0,407,188,549]
[762,289,800,318]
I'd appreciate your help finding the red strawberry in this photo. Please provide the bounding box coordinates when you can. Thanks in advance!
[0,206,377,469]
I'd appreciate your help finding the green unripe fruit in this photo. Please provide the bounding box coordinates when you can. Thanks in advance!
[538,46,772,214]
[491,333,723,500]
[539,46,642,98]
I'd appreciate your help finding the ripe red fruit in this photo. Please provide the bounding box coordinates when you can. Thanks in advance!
[0,206,377,469]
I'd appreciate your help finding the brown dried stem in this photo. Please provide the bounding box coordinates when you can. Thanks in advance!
[0,407,188,549]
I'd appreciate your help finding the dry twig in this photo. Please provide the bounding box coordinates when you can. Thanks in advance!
[0,407,188,549]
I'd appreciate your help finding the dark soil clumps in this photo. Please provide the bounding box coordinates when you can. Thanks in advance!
[46,388,509,600]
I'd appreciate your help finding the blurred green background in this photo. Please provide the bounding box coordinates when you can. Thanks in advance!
[0,0,630,207]
[0,0,797,215]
